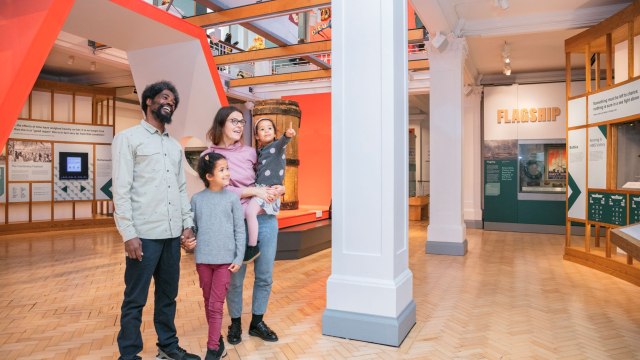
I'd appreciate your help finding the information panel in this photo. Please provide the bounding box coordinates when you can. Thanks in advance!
[588,192,627,226]
[631,195,640,225]
[588,78,640,124]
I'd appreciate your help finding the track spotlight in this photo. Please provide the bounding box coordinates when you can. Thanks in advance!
[67,56,75,65]
[431,31,449,53]
[503,64,512,76]
[90,62,96,71]
[495,0,509,10]
[502,55,510,63]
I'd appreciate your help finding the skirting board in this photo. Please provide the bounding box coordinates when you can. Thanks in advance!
[425,239,468,256]
[322,300,416,347]
[276,219,331,260]
[465,220,483,229]
[485,222,607,236]
[0,218,115,236]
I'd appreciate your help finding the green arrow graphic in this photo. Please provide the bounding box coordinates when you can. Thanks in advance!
[61,186,68,193]
[80,185,87,193]
[100,179,113,199]
[567,173,581,211]
[598,125,607,139]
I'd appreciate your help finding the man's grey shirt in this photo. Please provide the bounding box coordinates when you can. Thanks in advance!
[112,120,194,241]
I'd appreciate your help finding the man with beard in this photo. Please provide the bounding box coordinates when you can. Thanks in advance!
[112,81,199,360]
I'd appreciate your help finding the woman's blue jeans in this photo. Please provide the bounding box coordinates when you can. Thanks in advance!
[226,213,278,318]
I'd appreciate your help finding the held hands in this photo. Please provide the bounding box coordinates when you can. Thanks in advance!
[124,237,143,261]
[285,122,296,138]
[180,228,196,250]
[266,185,285,203]
[228,263,241,273]
[256,187,278,204]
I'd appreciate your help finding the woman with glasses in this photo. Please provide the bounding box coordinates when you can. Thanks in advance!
[200,106,283,346]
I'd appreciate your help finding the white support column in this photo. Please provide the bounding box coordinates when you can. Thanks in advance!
[463,86,483,229]
[425,38,469,256]
[323,0,416,347]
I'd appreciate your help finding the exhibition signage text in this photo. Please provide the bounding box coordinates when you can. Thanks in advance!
[497,107,561,123]
[9,120,113,144]
[588,78,640,124]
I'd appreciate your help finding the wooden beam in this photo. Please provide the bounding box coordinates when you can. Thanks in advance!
[229,69,331,87]
[585,43,591,93]
[408,60,430,71]
[595,53,601,90]
[408,28,427,44]
[215,41,330,65]
[606,33,613,86]
[629,21,635,78]
[185,0,331,28]
[233,22,330,69]
[565,1,640,53]
[566,52,571,99]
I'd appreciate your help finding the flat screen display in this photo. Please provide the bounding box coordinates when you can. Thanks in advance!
[59,152,89,180]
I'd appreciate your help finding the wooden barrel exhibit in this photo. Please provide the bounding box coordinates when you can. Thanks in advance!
[253,99,301,210]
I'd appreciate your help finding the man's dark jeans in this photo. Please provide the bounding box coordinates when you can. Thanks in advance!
[117,237,181,360]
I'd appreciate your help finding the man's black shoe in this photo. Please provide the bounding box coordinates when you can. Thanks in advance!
[243,244,260,264]
[227,321,242,345]
[156,345,201,360]
[248,321,278,342]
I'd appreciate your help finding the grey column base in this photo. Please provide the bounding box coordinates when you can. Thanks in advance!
[425,239,468,256]
[322,300,416,347]
[465,220,483,229]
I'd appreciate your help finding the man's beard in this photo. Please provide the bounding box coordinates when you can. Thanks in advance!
[152,103,173,124]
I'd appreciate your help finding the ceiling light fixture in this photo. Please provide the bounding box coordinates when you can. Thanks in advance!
[67,56,75,65]
[90,62,96,71]
[494,0,509,10]
[503,63,512,76]
[431,31,449,53]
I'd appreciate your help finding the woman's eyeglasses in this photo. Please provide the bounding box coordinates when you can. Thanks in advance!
[228,119,246,126]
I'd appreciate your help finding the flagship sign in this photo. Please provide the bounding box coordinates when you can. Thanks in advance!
[588,78,640,124]
[497,107,561,123]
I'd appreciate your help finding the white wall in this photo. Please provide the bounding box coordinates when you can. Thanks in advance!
[115,101,143,134]
[614,36,640,83]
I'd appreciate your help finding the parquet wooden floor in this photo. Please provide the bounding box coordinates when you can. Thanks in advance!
[1,222,640,360]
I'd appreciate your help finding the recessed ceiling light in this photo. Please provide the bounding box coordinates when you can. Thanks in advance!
[67,56,74,65]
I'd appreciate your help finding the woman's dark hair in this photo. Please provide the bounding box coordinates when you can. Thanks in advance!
[140,80,180,114]
[198,152,226,187]
[207,106,243,146]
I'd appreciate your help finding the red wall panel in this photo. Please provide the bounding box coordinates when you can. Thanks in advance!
[282,93,332,207]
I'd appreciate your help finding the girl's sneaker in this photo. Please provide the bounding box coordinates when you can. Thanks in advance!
[204,340,226,360]
[243,244,261,264]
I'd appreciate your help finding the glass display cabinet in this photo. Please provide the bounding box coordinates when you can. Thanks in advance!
[518,139,566,201]
[617,120,640,190]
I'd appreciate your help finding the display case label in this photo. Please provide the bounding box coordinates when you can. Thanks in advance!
[631,196,640,225]
[588,192,627,226]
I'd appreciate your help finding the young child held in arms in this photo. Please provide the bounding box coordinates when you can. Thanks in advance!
[243,118,296,264]
[184,152,245,360]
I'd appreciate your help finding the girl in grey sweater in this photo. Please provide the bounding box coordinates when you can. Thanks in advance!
[184,152,245,360]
